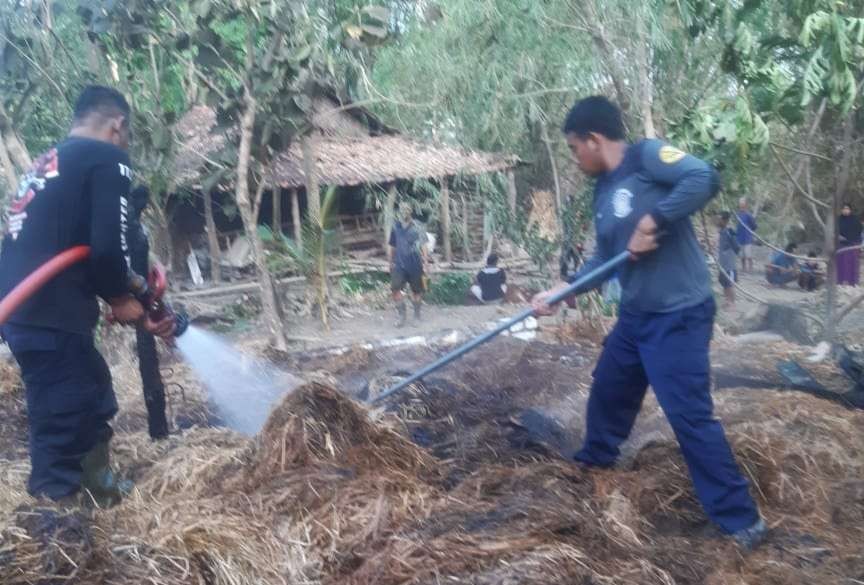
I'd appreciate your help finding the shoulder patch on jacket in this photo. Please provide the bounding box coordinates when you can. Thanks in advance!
[659,145,686,164]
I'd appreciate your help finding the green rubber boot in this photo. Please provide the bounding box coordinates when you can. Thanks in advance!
[395,300,407,328]
[80,442,133,508]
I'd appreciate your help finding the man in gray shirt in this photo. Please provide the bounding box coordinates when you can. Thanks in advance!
[389,202,428,327]
[532,96,765,551]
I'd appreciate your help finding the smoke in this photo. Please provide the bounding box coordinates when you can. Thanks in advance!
[176,326,302,435]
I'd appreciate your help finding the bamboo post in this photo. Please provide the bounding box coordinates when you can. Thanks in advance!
[440,178,452,262]
[203,189,221,283]
[384,182,398,248]
[272,188,282,235]
[506,170,517,214]
[290,188,302,250]
[482,200,491,259]
[460,193,472,263]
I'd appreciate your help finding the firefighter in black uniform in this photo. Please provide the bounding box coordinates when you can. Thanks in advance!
[0,86,174,505]
[128,186,169,440]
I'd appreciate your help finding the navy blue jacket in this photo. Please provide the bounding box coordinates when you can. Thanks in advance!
[568,139,719,313]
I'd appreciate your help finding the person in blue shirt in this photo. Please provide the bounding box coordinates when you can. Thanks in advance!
[736,198,758,273]
[765,243,800,287]
[532,96,765,550]
[717,211,740,308]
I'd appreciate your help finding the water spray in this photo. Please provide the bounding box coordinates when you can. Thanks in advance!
[0,245,297,436]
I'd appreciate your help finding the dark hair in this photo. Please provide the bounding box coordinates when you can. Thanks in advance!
[785,243,798,253]
[807,250,818,258]
[73,85,130,124]
[486,253,499,267]
[130,185,150,219]
[719,211,731,223]
[842,202,853,210]
[562,96,625,140]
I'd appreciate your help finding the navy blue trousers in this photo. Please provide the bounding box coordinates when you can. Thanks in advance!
[574,299,759,534]
[3,324,117,500]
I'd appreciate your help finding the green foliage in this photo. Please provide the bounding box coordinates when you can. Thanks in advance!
[425,272,471,306]
[282,186,341,325]
[339,271,389,296]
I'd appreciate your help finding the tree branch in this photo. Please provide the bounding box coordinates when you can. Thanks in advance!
[0,30,70,110]
[769,141,833,162]
[768,143,830,209]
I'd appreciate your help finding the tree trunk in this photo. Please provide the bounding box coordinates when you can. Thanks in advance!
[301,133,321,225]
[203,189,221,283]
[300,131,330,328]
[576,2,635,134]
[272,188,282,235]
[635,9,656,138]
[540,123,562,217]
[290,188,302,250]
[440,178,452,263]
[0,104,31,170]
[483,202,492,258]
[0,132,19,193]
[824,222,838,342]
[146,201,173,272]
[383,182,397,248]
[824,113,856,341]
[506,170,518,215]
[236,94,287,351]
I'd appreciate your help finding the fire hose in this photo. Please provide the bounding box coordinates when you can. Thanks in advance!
[0,245,188,336]
[372,250,631,403]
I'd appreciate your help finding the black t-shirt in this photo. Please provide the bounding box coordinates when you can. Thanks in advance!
[477,267,506,301]
[0,137,132,335]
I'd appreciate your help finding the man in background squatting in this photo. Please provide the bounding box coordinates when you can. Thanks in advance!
[0,86,174,506]
[532,96,766,550]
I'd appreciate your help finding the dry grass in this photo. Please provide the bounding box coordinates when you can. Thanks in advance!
[1,334,863,584]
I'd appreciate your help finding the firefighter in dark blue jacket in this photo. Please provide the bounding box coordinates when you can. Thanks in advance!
[532,96,766,550]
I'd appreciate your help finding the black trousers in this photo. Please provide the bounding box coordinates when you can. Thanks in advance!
[135,327,168,439]
[3,324,117,499]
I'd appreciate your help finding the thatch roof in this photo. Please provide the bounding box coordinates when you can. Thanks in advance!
[172,97,520,189]
[173,105,227,187]
[269,135,519,189]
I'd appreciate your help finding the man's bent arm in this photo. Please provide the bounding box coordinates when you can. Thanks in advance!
[640,140,721,228]
[90,157,132,299]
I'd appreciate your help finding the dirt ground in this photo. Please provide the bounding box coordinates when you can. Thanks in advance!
[3,320,862,584]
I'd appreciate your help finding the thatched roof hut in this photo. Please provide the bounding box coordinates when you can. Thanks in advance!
[172,95,520,190]
[170,95,521,266]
